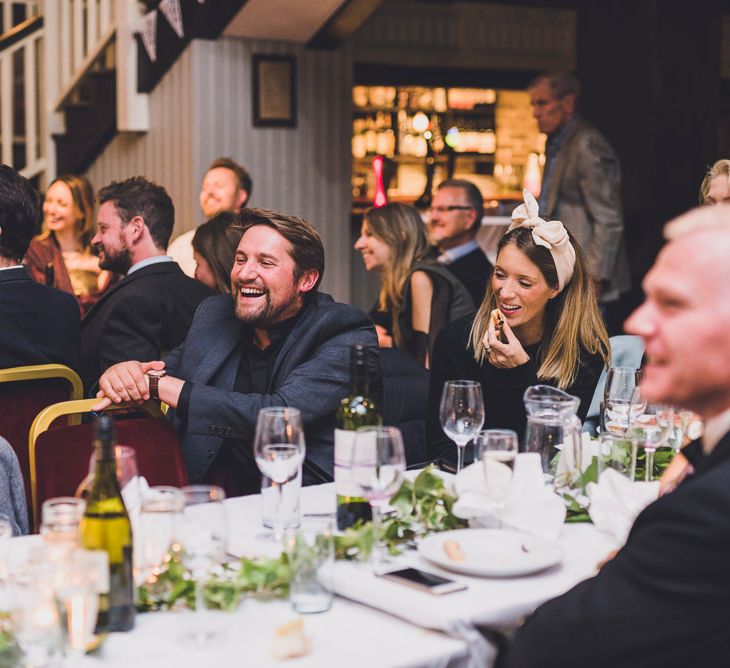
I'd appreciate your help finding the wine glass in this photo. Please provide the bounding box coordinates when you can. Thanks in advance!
[439,380,485,473]
[475,429,518,527]
[349,426,406,569]
[602,367,644,435]
[76,445,140,499]
[253,407,306,541]
[179,485,227,645]
[630,398,675,482]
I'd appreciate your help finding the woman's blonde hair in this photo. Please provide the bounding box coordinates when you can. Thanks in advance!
[364,203,431,348]
[699,159,730,205]
[43,174,96,248]
[470,226,609,388]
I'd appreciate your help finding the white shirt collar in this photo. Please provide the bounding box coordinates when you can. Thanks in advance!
[0,264,24,272]
[127,255,175,275]
[702,407,730,453]
[437,239,480,265]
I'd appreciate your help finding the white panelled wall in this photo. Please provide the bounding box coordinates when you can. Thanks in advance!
[85,36,353,304]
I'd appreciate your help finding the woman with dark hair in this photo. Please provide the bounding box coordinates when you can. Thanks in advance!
[24,174,111,315]
[427,190,609,461]
[191,211,244,293]
[354,202,474,367]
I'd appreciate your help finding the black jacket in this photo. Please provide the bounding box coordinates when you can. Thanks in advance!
[80,261,212,392]
[444,246,492,307]
[0,266,81,372]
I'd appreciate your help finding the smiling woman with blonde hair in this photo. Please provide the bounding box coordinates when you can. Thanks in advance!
[427,190,609,462]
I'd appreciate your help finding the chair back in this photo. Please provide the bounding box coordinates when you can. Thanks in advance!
[583,335,645,434]
[0,365,83,514]
[28,399,187,531]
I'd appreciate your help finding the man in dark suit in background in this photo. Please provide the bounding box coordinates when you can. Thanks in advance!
[504,204,730,668]
[428,179,492,307]
[93,208,378,496]
[0,164,80,371]
[80,176,212,393]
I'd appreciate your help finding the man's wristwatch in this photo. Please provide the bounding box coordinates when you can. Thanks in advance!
[147,370,167,401]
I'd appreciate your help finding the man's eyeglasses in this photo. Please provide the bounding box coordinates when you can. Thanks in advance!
[428,205,474,214]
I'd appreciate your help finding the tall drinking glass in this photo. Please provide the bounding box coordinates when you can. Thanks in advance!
[179,485,227,645]
[439,380,485,473]
[474,429,518,527]
[138,486,185,584]
[349,426,406,569]
[603,367,644,434]
[253,407,306,541]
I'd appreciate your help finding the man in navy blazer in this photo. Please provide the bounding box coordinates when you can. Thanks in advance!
[504,204,730,667]
[0,164,80,371]
[80,177,212,393]
[94,208,378,495]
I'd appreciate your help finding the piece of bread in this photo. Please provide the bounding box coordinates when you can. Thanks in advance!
[272,618,310,660]
[443,539,465,562]
[490,309,507,343]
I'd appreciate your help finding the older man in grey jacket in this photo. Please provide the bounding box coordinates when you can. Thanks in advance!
[94,209,378,496]
[530,72,630,308]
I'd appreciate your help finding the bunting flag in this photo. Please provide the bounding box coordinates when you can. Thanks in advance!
[140,9,158,62]
[159,0,184,39]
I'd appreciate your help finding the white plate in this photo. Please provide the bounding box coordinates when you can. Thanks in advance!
[418,528,563,577]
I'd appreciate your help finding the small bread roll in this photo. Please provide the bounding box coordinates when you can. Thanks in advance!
[272,618,310,660]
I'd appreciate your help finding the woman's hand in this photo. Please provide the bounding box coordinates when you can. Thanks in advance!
[483,316,530,368]
[375,324,393,348]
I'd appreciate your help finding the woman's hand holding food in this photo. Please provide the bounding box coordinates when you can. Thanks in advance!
[483,309,530,368]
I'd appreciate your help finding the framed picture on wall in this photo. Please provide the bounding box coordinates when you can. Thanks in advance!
[252,54,297,128]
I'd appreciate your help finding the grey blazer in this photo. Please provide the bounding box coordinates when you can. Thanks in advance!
[542,118,631,302]
[0,436,29,535]
[164,293,379,484]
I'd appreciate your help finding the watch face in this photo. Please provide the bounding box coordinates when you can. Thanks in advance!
[148,370,166,378]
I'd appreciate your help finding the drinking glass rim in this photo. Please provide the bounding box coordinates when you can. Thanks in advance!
[443,379,481,388]
[257,406,302,418]
[181,484,226,503]
[477,428,518,439]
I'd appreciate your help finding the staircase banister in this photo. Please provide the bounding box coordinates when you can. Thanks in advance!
[0,15,42,53]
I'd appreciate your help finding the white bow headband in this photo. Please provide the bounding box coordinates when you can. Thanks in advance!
[507,189,576,292]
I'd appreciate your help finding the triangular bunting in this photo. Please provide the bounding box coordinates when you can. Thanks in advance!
[140,9,158,62]
[159,0,184,39]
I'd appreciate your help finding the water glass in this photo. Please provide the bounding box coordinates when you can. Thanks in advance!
[597,432,636,479]
[475,429,518,523]
[138,486,185,584]
[287,517,334,614]
[40,497,85,548]
[439,380,485,473]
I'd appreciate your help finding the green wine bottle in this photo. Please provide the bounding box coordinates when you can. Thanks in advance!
[81,415,135,633]
[335,344,381,530]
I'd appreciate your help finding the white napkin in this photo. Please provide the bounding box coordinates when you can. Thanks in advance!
[121,476,149,572]
[587,469,658,544]
[453,455,566,541]
[554,432,594,486]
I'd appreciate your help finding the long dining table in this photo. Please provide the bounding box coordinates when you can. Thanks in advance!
[8,478,619,668]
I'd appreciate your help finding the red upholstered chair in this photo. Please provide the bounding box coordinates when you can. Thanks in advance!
[0,364,83,514]
[28,399,188,531]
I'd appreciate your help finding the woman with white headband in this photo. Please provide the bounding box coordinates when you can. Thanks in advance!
[427,189,609,459]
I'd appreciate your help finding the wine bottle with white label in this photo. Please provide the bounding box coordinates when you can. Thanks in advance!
[335,344,381,530]
[81,415,135,633]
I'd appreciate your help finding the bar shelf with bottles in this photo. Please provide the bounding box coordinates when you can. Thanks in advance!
[351,85,542,213]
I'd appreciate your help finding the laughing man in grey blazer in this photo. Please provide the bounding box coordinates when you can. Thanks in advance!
[94,208,378,496]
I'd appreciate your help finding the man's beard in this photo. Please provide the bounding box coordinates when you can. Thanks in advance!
[232,283,301,328]
[97,243,132,274]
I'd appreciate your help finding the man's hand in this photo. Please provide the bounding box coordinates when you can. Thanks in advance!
[93,360,165,411]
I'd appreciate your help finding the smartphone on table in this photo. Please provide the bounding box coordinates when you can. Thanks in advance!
[377,567,467,595]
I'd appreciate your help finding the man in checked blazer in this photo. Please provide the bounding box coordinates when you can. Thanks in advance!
[529,72,630,313]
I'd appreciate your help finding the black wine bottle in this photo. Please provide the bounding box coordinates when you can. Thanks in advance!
[335,344,381,530]
[81,415,135,633]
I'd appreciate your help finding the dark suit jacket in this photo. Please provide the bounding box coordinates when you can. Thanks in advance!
[163,292,379,485]
[541,117,630,302]
[444,246,491,307]
[0,266,81,371]
[504,433,730,668]
[80,261,212,392]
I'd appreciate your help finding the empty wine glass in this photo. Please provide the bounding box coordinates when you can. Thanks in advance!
[76,445,140,499]
[630,398,675,482]
[349,426,406,569]
[603,367,644,434]
[475,429,518,527]
[253,407,306,541]
[179,485,227,645]
[439,380,485,473]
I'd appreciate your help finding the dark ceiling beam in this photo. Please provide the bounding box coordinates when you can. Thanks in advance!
[307,0,385,50]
